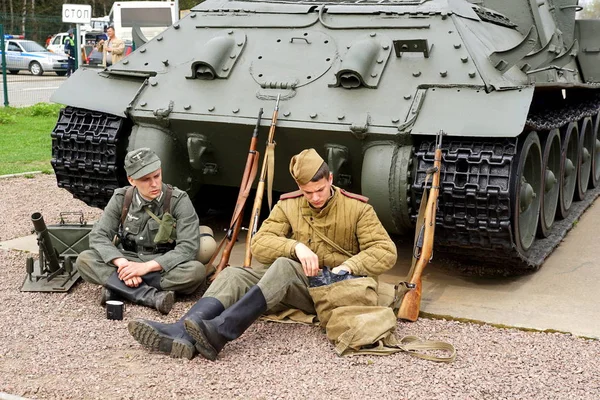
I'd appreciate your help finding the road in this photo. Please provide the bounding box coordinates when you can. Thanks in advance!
[0,71,66,107]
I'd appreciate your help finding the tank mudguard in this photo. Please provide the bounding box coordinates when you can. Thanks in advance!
[50,69,145,117]
[408,86,534,137]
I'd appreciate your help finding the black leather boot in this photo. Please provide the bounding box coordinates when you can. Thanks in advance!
[184,286,267,361]
[98,287,119,306]
[128,297,225,359]
[104,272,175,315]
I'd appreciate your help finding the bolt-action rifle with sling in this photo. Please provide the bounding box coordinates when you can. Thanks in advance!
[397,131,444,322]
[244,95,280,267]
[209,108,264,278]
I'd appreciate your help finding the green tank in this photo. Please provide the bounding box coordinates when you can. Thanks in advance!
[50,0,600,274]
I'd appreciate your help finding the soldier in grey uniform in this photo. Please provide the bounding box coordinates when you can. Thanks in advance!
[128,148,396,360]
[75,148,206,315]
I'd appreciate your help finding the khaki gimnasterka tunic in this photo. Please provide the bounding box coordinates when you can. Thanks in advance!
[204,186,396,311]
[76,183,206,294]
[251,186,397,276]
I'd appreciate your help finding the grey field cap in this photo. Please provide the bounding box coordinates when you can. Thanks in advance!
[124,148,161,179]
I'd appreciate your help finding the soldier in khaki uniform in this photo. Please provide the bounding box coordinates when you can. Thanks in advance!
[76,148,206,316]
[128,148,397,360]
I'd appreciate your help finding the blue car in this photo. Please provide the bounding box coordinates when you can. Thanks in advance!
[3,38,69,76]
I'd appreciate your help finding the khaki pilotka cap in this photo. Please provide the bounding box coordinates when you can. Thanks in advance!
[124,148,161,179]
[289,148,325,185]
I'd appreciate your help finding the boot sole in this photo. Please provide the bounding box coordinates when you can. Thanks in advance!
[157,291,175,315]
[128,320,196,360]
[184,319,218,361]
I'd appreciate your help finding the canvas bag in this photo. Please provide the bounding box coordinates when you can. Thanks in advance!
[308,278,456,362]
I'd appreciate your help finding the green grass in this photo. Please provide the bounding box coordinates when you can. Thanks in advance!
[0,103,63,176]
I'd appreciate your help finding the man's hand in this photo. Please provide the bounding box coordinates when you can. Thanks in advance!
[294,242,320,277]
[118,261,151,281]
[124,276,143,287]
[331,264,351,275]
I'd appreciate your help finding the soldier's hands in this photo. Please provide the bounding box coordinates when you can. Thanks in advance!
[331,264,351,275]
[118,261,150,281]
[295,242,320,276]
[124,276,143,287]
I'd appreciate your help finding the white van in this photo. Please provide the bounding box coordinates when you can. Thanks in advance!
[47,31,104,55]
[109,1,177,42]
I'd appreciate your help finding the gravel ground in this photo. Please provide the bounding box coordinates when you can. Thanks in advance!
[1,174,600,399]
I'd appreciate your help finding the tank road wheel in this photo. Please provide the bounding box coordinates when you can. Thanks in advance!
[537,129,561,238]
[588,112,600,188]
[557,122,578,219]
[575,116,594,201]
[512,131,542,253]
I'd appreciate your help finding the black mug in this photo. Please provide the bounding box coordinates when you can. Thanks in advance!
[106,300,124,320]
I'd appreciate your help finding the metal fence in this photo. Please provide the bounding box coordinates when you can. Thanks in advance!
[1,16,76,107]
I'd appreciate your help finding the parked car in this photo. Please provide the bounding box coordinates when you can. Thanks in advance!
[84,41,134,68]
[3,39,69,76]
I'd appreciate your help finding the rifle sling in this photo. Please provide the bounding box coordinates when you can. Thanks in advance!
[266,141,276,210]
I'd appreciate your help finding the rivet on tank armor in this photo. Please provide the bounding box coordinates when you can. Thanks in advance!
[190,13,196,18]
[151,81,158,86]
[140,48,146,53]
[228,30,234,34]
[162,60,169,66]
[283,111,291,117]
[157,37,163,41]
[184,105,191,110]
[338,115,345,120]
[208,106,215,112]
[382,45,390,50]
[440,71,448,77]
[230,54,236,59]
[454,43,461,49]
[371,72,378,78]
[392,118,400,123]
[310,113,317,119]
[237,42,243,46]
[370,32,377,37]
[469,71,477,78]
[222,66,229,71]
[174,24,180,29]
[123,60,129,65]
[461,56,469,63]
[233,108,240,113]
[377,58,383,64]
[412,71,421,77]
[404,94,412,100]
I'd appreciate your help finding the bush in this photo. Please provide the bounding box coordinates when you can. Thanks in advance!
[26,103,63,117]
[0,108,17,124]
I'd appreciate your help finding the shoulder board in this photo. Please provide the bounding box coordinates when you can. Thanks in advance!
[279,190,303,200]
[340,189,369,203]
[113,186,130,196]
[170,185,183,198]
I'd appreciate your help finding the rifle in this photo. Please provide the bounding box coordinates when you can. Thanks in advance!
[397,131,444,322]
[209,108,263,278]
[244,95,281,267]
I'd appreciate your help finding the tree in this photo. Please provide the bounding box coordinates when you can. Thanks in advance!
[579,0,600,19]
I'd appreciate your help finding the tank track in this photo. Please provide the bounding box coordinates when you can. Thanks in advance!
[51,107,131,209]
[412,94,600,275]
